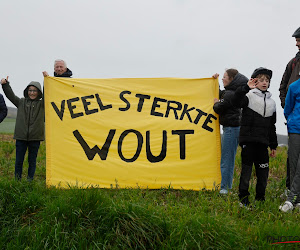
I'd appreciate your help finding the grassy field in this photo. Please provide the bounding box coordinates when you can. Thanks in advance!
[0,133,299,249]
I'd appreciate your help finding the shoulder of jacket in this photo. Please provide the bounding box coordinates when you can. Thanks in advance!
[270,98,276,107]
[246,89,256,97]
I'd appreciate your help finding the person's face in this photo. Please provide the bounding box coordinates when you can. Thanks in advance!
[54,61,67,75]
[28,86,39,100]
[255,76,269,91]
[222,72,232,87]
[296,38,300,50]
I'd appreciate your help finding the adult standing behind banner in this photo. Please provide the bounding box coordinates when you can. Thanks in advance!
[0,92,8,123]
[279,27,300,198]
[212,69,248,195]
[42,59,73,78]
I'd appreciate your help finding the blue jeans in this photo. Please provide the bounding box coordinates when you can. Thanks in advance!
[15,140,40,181]
[220,126,240,190]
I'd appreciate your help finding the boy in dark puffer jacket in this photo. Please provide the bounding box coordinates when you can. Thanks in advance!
[232,67,278,207]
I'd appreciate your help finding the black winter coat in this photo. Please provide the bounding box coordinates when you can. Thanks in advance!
[232,85,278,149]
[213,73,248,127]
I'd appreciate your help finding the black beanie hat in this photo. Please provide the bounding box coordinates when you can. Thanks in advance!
[251,67,272,79]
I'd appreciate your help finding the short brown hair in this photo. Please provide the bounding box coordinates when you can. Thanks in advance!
[256,74,270,80]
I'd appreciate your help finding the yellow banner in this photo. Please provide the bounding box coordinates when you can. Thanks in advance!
[44,77,221,190]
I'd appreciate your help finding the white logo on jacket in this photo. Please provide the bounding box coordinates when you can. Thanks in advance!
[246,89,276,117]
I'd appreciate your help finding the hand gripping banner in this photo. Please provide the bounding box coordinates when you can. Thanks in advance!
[44,77,221,190]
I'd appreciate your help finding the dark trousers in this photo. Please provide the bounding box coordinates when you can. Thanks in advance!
[239,143,269,204]
[287,133,300,204]
[286,155,291,190]
[286,127,290,189]
[15,140,40,180]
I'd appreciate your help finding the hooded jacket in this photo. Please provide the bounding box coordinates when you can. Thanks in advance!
[213,73,248,127]
[284,78,300,134]
[232,84,278,149]
[0,93,7,123]
[54,68,73,77]
[2,81,44,141]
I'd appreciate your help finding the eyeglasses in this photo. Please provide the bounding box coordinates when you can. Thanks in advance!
[28,89,38,93]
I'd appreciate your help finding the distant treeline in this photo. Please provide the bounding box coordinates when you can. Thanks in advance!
[7,107,17,119]
[277,134,288,146]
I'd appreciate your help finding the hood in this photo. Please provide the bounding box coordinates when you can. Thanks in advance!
[54,68,73,77]
[23,81,43,99]
[225,73,248,91]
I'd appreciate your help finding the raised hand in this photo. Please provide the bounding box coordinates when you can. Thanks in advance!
[1,76,9,85]
[247,78,258,89]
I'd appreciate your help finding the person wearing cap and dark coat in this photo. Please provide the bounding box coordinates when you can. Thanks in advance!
[279,27,300,108]
[1,76,44,181]
[232,67,278,207]
[279,27,300,196]
[212,69,248,194]
[42,59,73,78]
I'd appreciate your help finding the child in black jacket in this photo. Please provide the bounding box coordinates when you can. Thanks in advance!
[232,67,278,207]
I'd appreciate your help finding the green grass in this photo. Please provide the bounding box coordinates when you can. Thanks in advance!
[0,136,299,249]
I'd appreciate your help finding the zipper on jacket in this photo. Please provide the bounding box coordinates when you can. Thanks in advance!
[263,93,266,117]
[27,102,32,140]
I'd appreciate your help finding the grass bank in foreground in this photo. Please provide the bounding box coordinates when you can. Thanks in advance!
[0,136,299,249]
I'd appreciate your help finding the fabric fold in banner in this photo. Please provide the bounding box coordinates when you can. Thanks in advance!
[44,77,221,190]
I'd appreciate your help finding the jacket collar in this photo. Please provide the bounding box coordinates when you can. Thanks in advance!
[251,88,272,98]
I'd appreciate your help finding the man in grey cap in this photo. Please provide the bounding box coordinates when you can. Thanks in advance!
[279,27,300,198]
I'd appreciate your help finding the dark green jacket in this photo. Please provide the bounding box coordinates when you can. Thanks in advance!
[2,81,45,141]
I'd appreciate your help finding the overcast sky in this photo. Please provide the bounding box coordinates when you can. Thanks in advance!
[1,0,299,135]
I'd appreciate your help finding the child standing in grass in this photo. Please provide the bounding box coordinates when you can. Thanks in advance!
[0,92,7,123]
[232,67,278,207]
[279,78,300,212]
[1,76,44,181]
